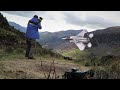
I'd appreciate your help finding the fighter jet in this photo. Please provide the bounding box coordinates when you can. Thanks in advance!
[62,29,94,51]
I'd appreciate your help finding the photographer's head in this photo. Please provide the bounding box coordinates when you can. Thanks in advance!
[33,15,38,18]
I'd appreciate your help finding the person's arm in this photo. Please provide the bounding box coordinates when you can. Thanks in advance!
[29,20,38,25]
[30,22,42,29]
[37,23,42,29]
[28,19,42,29]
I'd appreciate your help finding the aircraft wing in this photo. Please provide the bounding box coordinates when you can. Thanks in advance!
[76,30,87,38]
[75,42,86,51]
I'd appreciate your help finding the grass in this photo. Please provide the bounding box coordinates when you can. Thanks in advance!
[2,46,120,79]
[0,49,89,79]
[61,49,91,60]
[0,46,93,79]
[0,48,25,61]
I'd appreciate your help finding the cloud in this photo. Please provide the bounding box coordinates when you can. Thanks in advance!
[2,11,120,32]
[1,11,64,21]
[63,12,85,26]
[1,11,46,18]
[64,12,120,29]
[85,15,120,28]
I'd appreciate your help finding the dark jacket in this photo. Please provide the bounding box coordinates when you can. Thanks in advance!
[26,17,42,39]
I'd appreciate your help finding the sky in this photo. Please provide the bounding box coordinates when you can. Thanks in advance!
[1,11,120,32]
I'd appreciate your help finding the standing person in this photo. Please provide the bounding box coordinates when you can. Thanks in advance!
[25,15,43,59]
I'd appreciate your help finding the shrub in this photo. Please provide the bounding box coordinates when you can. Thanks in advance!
[4,47,14,53]
[15,48,24,54]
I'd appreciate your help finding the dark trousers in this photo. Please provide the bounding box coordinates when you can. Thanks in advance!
[25,38,36,58]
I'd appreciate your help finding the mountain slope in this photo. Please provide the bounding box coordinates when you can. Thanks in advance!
[0,13,26,50]
[91,26,120,46]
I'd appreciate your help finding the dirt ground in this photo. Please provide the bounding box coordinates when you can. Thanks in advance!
[0,58,89,79]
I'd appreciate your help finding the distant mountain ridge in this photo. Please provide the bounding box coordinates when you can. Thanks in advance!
[7,21,120,53]
[39,26,120,52]
[39,30,82,50]
[7,21,82,50]
[9,21,26,33]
